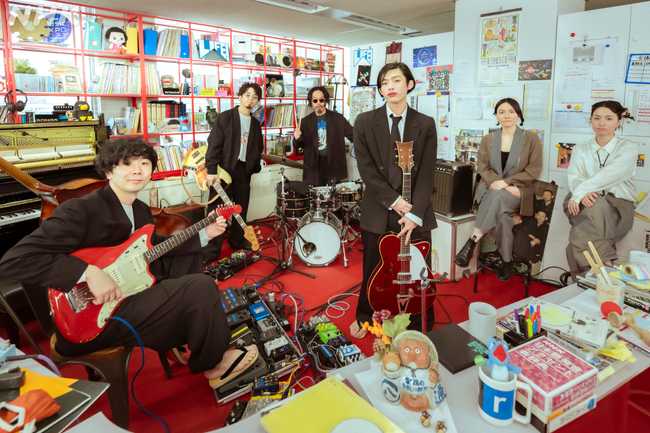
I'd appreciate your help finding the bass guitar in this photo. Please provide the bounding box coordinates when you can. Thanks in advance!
[366,141,435,316]
[48,204,241,344]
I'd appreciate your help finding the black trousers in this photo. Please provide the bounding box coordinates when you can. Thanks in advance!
[205,161,252,260]
[356,212,433,330]
[55,254,229,373]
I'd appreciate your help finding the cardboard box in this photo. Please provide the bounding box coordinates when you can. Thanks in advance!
[509,337,597,422]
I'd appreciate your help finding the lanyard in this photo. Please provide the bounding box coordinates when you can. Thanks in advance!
[597,149,610,168]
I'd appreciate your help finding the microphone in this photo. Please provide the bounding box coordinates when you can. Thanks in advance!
[303,241,316,256]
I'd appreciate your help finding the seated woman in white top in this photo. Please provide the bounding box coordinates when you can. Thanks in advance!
[564,100,637,275]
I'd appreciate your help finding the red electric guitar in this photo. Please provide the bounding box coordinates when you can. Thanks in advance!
[48,204,241,344]
[366,141,435,316]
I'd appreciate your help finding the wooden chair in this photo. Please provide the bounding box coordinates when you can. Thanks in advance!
[0,278,172,429]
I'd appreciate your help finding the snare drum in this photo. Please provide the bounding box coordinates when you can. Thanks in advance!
[293,211,342,266]
[276,180,308,219]
[309,185,339,212]
[335,181,363,209]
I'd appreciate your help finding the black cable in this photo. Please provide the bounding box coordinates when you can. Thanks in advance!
[110,316,170,433]
[530,265,570,278]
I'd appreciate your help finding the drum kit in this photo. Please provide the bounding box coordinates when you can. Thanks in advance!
[272,169,362,268]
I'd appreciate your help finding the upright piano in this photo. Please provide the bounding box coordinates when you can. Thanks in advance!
[0,119,107,255]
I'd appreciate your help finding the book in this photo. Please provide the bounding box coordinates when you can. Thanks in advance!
[427,323,486,373]
[84,19,103,50]
[522,394,597,433]
[125,25,138,54]
[143,28,158,55]
[260,377,404,433]
[540,301,610,349]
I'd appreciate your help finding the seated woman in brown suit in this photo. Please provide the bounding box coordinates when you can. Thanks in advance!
[455,98,542,280]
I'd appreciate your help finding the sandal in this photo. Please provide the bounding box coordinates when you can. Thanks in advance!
[349,320,368,339]
[207,345,259,389]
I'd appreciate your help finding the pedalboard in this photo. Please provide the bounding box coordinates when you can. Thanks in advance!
[204,250,261,281]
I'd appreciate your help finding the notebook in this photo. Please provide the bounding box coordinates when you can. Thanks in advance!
[427,323,486,373]
[260,377,404,433]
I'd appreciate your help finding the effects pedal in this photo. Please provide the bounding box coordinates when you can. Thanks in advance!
[225,400,248,425]
[252,374,280,395]
[227,309,251,328]
[220,287,248,314]
[249,302,270,321]
[336,344,362,365]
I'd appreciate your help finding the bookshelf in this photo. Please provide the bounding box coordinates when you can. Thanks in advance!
[0,0,345,177]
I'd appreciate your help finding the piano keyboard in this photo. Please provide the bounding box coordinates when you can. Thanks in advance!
[0,208,41,227]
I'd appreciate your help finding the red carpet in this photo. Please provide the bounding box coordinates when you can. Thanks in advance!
[6,232,650,432]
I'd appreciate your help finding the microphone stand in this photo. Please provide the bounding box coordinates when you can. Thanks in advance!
[263,168,315,282]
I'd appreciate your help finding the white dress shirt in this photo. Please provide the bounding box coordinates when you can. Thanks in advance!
[567,136,638,204]
[385,105,422,227]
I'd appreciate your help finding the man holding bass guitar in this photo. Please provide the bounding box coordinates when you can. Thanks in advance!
[205,83,264,260]
[0,139,259,383]
[351,62,437,338]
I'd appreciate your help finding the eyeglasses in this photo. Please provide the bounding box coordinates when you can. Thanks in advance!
[311,98,326,103]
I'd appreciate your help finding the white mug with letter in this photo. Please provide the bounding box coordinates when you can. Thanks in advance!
[478,365,532,426]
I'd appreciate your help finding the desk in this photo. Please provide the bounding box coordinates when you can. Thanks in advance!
[1,339,108,433]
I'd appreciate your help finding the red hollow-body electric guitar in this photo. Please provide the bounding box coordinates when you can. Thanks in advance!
[367,140,435,316]
[48,204,241,344]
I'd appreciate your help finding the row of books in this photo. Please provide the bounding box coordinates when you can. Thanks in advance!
[15,73,56,92]
[147,101,188,131]
[155,145,185,172]
[142,28,190,58]
[90,62,161,95]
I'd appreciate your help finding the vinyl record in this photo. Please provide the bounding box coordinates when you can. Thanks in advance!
[254,53,265,65]
[281,55,292,67]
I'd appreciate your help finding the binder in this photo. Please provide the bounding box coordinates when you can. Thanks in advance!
[180,33,189,58]
[125,25,138,54]
[143,28,158,55]
[84,19,103,50]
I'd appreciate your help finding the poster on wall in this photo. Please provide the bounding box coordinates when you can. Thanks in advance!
[518,59,553,80]
[385,42,402,63]
[455,129,484,164]
[349,86,377,125]
[353,47,373,67]
[556,142,576,169]
[625,53,650,84]
[426,65,452,94]
[356,65,371,86]
[413,46,437,68]
[479,10,520,86]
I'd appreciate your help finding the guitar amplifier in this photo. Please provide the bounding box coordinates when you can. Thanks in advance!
[432,160,474,216]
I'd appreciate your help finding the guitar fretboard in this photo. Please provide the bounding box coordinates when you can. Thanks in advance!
[398,171,413,280]
[144,212,221,263]
[213,183,247,230]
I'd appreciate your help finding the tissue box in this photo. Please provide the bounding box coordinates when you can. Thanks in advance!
[509,336,597,421]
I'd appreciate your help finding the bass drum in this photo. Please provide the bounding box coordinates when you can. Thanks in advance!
[293,212,342,266]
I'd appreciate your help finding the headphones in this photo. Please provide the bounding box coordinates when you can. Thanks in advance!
[5,89,28,113]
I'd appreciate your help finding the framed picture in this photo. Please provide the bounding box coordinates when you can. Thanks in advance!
[386,42,402,63]
[356,65,371,86]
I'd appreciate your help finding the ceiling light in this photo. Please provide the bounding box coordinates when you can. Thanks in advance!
[255,0,329,14]
[338,14,419,36]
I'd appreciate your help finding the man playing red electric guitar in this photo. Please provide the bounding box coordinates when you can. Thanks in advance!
[0,139,258,383]
[351,63,437,338]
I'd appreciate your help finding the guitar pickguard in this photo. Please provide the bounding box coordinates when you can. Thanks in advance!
[96,234,154,328]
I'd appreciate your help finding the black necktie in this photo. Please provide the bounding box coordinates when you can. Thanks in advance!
[389,114,403,189]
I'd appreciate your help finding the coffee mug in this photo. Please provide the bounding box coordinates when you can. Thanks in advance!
[478,365,532,426]
[468,302,497,345]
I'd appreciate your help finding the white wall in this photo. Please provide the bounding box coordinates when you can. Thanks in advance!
[452,0,584,180]
[346,32,455,179]
[544,2,650,277]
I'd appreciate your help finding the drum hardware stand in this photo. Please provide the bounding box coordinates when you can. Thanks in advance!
[339,207,361,268]
[417,268,455,331]
[265,169,315,280]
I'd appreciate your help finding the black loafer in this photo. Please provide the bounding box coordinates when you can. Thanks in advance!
[455,237,476,267]
[498,261,513,281]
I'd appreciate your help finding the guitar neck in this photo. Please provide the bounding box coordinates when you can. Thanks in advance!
[400,172,412,256]
[145,212,220,262]
[212,183,247,229]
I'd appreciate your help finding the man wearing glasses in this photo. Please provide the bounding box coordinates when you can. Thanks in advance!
[205,83,264,259]
[294,86,354,186]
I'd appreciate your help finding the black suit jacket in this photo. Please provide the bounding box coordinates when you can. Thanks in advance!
[206,106,263,176]
[354,105,437,234]
[295,109,353,185]
[0,185,201,292]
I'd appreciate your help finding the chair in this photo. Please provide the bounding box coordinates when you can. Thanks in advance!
[0,278,173,429]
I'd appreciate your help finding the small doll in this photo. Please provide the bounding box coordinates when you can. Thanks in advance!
[105,27,127,53]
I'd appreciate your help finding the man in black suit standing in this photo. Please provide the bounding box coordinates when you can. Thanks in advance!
[205,83,264,259]
[350,62,437,338]
[294,86,353,186]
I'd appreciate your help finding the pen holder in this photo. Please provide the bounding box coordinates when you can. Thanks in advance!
[503,329,547,348]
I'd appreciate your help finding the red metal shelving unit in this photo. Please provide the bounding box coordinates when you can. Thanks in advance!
[0,0,345,178]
